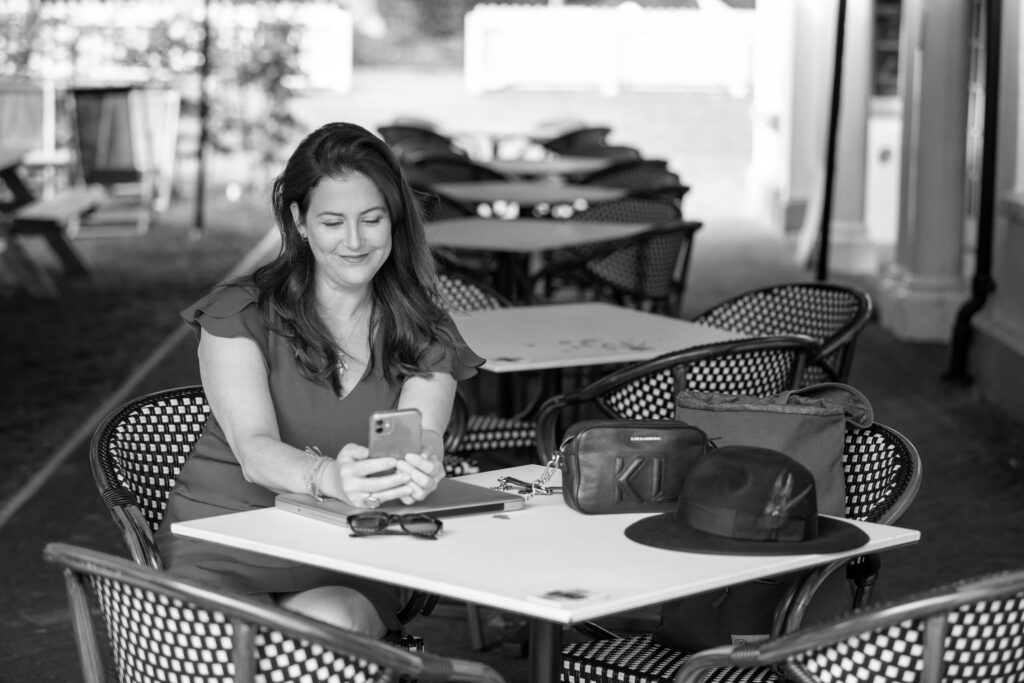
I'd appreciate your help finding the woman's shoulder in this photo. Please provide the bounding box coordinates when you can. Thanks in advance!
[183,279,259,320]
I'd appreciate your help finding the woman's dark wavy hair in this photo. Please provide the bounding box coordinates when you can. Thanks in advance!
[252,121,455,393]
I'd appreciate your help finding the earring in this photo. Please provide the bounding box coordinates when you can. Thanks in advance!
[298,232,308,242]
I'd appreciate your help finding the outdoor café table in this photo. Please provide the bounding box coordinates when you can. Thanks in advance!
[480,155,613,179]
[430,180,627,214]
[425,215,652,301]
[453,302,743,374]
[172,464,922,683]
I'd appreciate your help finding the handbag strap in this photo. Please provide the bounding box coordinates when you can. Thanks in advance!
[493,453,563,499]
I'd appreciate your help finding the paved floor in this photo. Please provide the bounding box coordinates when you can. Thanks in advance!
[3,215,1024,683]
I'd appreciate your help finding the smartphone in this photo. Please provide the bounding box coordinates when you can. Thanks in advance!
[367,408,422,477]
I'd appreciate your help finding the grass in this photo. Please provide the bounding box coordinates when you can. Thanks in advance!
[0,189,272,505]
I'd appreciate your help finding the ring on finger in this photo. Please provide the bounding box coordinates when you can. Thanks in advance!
[364,494,381,509]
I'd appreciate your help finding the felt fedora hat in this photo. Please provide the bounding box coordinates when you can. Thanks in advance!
[625,445,868,555]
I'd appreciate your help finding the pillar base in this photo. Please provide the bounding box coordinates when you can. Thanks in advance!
[826,219,895,276]
[876,265,968,342]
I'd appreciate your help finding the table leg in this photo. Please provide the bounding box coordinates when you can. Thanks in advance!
[528,618,562,683]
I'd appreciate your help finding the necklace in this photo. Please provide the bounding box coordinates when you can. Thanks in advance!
[330,298,371,397]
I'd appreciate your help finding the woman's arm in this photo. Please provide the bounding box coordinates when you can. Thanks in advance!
[197,332,408,504]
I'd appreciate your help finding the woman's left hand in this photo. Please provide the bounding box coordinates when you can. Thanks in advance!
[392,429,445,505]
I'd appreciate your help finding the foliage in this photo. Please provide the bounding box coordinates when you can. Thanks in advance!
[0,4,302,176]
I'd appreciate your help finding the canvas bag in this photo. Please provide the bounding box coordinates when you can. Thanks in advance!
[653,382,874,651]
[673,382,874,516]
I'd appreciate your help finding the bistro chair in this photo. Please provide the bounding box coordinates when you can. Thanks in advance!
[528,219,702,316]
[561,421,922,683]
[675,563,1022,683]
[378,124,470,161]
[435,269,537,476]
[89,385,457,626]
[44,542,505,683]
[541,126,643,161]
[405,154,512,184]
[574,159,687,203]
[692,282,874,386]
[534,335,819,462]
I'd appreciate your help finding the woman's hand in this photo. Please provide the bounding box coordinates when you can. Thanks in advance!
[393,429,445,505]
[319,443,412,508]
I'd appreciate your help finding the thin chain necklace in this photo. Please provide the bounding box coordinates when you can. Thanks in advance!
[329,298,371,397]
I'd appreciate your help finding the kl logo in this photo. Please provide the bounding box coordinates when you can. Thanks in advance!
[614,457,670,502]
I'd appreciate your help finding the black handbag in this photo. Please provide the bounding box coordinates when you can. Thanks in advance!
[557,419,708,514]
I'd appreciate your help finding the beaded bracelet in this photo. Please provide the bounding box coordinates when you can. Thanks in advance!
[303,446,331,502]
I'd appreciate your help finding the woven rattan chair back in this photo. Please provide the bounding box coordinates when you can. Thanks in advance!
[541,126,612,155]
[675,567,1024,683]
[577,159,679,190]
[406,155,510,184]
[572,194,681,224]
[416,186,476,223]
[90,385,209,568]
[378,124,467,160]
[44,542,505,683]
[694,283,873,385]
[534,335,818,460]
[437,270,511,312]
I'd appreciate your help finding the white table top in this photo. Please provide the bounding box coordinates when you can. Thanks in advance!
[432,181,627,207]
[173,465,920,625]
[481,156,613,178]
[454,302,744,373]
[426,216,653,253]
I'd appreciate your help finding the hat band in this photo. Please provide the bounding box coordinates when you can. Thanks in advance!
[678,500,818,543]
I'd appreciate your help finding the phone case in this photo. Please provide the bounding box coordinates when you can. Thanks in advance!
[368,409,422,475]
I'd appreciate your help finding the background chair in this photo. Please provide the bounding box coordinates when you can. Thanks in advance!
[561,421,923,683]
[676,563,1024,683]
[378,124,470,161]
[692,282,874,385]
[405,154,511,184]
[527,220,702,315]
[89,385,457,626]
[573,159,688,208]
[541,126,643,161]
[44,542,505,683]
[435,269,536,477]
[534,335,819,462]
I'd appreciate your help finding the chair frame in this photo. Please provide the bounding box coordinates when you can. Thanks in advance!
[676,566,1024,683]
[693,283,874,384]
[44,542,504,683]
[534,335,819,462]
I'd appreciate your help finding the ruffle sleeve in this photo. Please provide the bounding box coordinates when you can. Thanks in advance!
[180,282,268,357]
[424,313,485,381]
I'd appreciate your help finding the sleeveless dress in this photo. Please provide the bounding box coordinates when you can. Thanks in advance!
[154,281,484,630]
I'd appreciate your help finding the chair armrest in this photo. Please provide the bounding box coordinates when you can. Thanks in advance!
[108,503,163,569]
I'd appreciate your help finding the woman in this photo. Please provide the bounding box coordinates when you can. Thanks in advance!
[155,122,484,638]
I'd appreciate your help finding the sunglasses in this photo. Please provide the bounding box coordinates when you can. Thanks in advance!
[346,512,443,539]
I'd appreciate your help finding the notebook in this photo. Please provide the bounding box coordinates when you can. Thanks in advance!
[274,476,526,525]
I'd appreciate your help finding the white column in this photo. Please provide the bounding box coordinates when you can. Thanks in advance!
[827,0,879,275]
[876,0,971,341]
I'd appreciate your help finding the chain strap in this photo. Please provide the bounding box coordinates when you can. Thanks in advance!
[493,452,563,500]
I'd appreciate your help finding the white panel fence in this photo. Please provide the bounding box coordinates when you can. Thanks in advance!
[464,1,755,97]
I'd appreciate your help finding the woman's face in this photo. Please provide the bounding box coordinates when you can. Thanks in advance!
[292,171,392,292]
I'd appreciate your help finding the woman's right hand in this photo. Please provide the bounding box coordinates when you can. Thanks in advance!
[318,443,413,508]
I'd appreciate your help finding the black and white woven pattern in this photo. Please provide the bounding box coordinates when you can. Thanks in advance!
[90,574,385,683]
[99,388,211,531]
[438,272,508,312]
[841,424,915,523]
[455,414,537,453]
[563,634,778,683]
[694,284,871,385]
[578,160,678,191]
[791,592,1024,683]
[585,227,688,300]
[597,346,804,420]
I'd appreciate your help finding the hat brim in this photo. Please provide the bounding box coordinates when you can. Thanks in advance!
[624,513,870,556]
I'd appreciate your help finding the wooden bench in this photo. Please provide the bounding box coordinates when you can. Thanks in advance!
[10,184,108,279]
